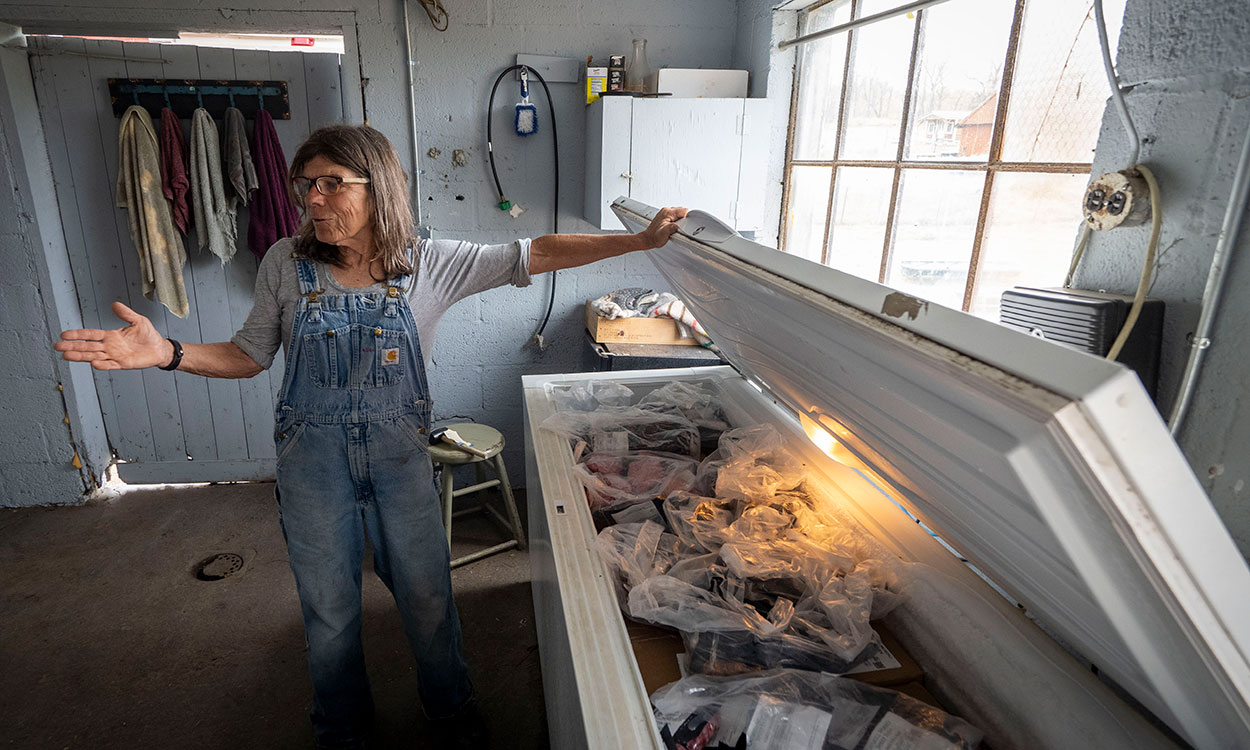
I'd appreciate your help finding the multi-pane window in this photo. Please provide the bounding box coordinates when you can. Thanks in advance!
[781,0,1124,319]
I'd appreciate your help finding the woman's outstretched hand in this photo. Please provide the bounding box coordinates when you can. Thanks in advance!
[638,206,689,250]
[54,301,173,371]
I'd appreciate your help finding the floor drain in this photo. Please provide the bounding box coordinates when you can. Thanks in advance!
[195,553,245,581]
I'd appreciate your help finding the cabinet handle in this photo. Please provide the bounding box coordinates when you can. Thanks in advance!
[620,171,633,180]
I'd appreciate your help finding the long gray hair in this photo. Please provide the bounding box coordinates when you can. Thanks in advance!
[288,125,416,279]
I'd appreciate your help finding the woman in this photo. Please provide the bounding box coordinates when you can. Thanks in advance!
[54,124,687,749]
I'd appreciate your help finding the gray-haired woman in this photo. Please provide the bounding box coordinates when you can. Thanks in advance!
[55,124,687,750]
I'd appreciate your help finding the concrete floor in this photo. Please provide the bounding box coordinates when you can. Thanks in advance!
[0,481,547,749]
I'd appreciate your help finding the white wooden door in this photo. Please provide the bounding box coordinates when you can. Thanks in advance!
[30,37,350,483]
[629,99,745,226]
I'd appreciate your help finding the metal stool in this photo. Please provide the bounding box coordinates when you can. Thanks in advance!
[429,422,526,568]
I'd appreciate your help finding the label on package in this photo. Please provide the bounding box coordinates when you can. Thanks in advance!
[844,638,902,674]
[745,697,832,750]
[591,429,629,454]
[864,713,959,750]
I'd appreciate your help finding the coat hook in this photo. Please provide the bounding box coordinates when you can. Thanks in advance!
[163,89,172,109]
[258,88,265,112]
[196,89,204,109]
[130,87,139,106]
[228,90,236,108]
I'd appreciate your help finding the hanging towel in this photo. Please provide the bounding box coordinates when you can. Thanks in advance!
[188,108,238,263]
[117,105,189,318]
[158,107,190,234]
[249,109,299,259]
[223,106,258,209]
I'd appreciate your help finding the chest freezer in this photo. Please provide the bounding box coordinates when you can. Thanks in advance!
[521,197,1250,750]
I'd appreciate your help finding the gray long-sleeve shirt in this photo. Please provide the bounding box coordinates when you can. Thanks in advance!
[231,236,532,370]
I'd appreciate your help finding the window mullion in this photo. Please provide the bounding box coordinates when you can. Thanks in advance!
[961,0,1029,310]
[820,0,858,266]
[877,6,923,284]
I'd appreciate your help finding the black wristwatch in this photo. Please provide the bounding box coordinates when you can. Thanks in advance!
[159,338,184,371]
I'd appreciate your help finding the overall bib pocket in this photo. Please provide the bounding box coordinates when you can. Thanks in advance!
[274,420,309,463]
[302,324,409,389]
[302,325,351,388]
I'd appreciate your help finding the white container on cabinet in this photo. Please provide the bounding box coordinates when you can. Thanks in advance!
[584,97,770,231]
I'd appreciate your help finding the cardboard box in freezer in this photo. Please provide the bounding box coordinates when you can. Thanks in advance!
[520,198,1250,750]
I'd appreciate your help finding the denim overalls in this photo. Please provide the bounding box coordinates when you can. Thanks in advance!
[273,256,472,746]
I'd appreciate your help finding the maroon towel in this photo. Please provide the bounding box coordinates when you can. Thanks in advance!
[248,109,300,259]
[158,108,191,234]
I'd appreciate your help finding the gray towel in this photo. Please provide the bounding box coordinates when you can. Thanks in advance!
[116,105,189,318]
[189,108,238,263]
[223,107,258,209]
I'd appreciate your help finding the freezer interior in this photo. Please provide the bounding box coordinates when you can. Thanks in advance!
[525,367,1165,750]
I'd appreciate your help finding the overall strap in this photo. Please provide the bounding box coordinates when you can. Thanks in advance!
[383,248,416,318]
[296,258,325,322]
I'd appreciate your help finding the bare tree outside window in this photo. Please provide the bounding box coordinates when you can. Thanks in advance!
[780,0,1124,319]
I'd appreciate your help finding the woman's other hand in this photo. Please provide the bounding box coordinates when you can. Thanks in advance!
[54,301,173,371]
[638,206,689,250]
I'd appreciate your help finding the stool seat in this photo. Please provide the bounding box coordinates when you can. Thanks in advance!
[430,422,526,568]
[429,423,504,464]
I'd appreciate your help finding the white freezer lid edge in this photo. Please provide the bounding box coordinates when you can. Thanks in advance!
[610,197,1250,747]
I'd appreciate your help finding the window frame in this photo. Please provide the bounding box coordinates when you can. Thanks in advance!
[780,0,1094,312]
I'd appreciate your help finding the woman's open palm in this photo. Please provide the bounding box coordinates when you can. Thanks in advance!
[54,302,170,371]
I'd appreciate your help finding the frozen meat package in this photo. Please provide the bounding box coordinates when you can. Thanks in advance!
[651,669,983,750]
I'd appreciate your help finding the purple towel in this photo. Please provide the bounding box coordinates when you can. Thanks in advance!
[158,108,191,234]
[248,109,299,259]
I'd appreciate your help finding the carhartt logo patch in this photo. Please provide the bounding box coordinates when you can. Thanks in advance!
[382,348,399,365]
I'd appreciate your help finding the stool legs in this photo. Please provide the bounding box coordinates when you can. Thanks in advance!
[440,465,454,548]
[493,454,527,550]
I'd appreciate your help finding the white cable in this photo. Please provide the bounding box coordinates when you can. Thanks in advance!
[1105,164,1160,361]
[1093,0,1139,169]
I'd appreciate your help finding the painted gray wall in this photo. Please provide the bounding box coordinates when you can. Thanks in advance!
[0,45,92,506]
[409,0,741,481]
[1071,0,1250,556]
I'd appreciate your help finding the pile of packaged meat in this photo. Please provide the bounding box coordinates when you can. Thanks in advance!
[542,379,984,750]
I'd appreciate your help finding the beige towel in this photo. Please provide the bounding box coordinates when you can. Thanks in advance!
[189,108,238,263]
[116,105,189,318]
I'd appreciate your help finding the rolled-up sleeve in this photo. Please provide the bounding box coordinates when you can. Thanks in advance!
[422,237,533,306]
[230,246,285,370]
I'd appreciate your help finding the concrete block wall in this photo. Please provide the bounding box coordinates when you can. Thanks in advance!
[1073,0,1250,556]
[0,54,86,507]
[409,0,743,482]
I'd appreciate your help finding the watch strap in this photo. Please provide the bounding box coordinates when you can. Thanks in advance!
[159,338,183,371]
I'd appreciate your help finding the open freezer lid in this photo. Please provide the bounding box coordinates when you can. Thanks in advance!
[611,197,1250,748]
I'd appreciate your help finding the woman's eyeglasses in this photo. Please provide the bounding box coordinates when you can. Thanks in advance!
[291,175,371,197]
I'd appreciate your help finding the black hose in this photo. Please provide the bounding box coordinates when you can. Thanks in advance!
[486,65,559,343]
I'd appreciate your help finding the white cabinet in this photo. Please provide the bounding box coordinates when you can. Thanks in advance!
[584,97,770,231]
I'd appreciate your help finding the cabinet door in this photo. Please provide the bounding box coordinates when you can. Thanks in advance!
[734,99,772,232]
[629,99,744,225]
[585,97,634,230]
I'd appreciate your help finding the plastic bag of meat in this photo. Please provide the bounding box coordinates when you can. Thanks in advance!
[541,406,701,457]
[551,380,636,412]
[575,451,700,511]
[650,668,982,750]
[638,381,732,456]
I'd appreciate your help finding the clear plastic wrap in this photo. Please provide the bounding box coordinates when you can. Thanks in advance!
[638,381,731,456]
[551,380,636,412]
[695,424,805,502]
[575,451,700,511]
[650,668,983,750]
[541,406,701,457]
[597,521,689,609]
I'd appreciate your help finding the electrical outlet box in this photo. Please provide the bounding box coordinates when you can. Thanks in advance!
[1083,170,1151,231]
[515,54,579,84]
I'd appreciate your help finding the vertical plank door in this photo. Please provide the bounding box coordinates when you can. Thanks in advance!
[30,39,347,483]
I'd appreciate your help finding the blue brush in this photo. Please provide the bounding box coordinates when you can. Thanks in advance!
[515,68,538,136]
